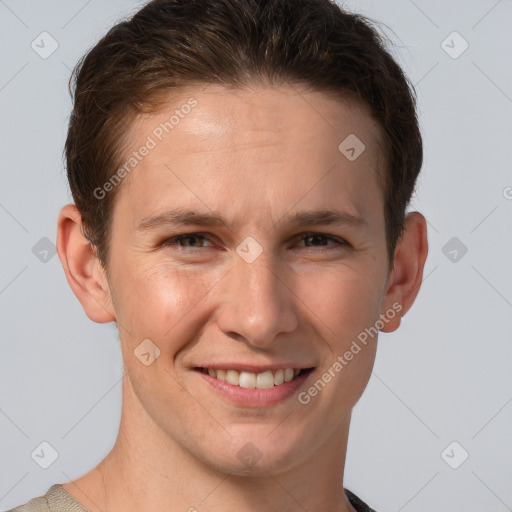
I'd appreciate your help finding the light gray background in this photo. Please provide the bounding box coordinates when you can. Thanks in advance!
[1,1,511,511]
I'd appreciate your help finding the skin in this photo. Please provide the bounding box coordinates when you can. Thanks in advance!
[57,84,428,512]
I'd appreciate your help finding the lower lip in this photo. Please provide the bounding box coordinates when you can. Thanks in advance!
[197,370,313,407]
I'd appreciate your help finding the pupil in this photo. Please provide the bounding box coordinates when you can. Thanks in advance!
[308,235,325,246]
[183,236,200,247]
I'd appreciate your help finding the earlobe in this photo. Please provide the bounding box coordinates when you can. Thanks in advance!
[380,212,428,333]
[56,204,115,323]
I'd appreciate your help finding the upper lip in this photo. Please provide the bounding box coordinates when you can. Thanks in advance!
[194,364,315,373]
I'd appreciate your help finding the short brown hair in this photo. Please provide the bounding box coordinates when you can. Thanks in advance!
[65,0,422,268]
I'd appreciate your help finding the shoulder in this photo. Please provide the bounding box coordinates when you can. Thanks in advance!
[7,484,89,512]
[6,487,53,512]
[345,488,378,512]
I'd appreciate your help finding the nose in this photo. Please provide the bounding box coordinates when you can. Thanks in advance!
[215,248,299,350]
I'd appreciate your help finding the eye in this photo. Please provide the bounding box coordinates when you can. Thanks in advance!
[162,233,215,250]
[296,232,350,251]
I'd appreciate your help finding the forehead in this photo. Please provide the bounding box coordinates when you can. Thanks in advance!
[137,84,382,158]
[114,84,385,231]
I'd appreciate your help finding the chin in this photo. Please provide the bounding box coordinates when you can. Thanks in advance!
[195,427,308,477]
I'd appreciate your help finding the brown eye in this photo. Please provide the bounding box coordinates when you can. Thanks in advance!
[162,233,214,250]
[177,235,205,247]
[303,234,330,247]
[298,233,349,250]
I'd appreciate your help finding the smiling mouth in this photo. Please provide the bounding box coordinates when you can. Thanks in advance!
[197,367,314,390]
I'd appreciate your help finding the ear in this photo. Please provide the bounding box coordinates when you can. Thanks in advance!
[56,204,115,323]
[380,211,428,333]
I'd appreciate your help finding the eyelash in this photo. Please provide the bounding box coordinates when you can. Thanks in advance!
[161,232,350,253]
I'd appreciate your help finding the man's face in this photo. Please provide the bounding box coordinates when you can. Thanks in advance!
[105,84,393,474]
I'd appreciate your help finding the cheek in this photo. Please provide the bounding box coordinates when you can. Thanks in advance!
[111,257,225,353]
[300,264,384,339]
[297,266,382,402]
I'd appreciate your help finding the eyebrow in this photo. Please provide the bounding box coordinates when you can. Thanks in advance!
[136,207,367,232]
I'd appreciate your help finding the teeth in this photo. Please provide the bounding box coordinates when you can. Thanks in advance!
[256,370,274,389]
[239,371,256,389]
[204,368,304,389]
[225,370,239,386]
